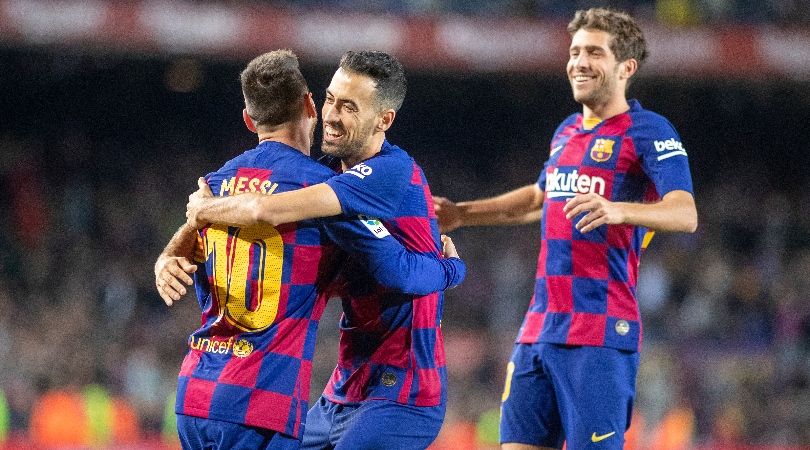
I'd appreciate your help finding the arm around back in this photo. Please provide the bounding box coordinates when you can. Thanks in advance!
[188,181,344,228]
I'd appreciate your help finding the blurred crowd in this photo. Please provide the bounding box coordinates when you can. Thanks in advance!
[0,49,809,448]
[266,0,810,25]
[1,123,809,449]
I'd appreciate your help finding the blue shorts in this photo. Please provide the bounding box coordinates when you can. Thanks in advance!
[177,414,301,450]
[301,396,445,450]
[499,343,639,449]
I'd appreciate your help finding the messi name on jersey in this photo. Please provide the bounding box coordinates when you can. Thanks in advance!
[217,168,280,196]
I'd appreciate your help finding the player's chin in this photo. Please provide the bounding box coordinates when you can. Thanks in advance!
[571,89,591,104]
[321,142,349,158]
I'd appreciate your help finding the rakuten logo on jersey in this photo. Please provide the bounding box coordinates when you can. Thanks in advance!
[346,162,373,179]
[545,168,606,199]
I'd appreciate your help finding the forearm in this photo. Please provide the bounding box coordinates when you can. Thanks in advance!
[370,252,466,294]
[457,184,543,227]
[156,224,197,267]
[619,190,698,232]
[195,184,343,227]
[196,193,265,227]
[254,184,342,225]
[323,218,466,294]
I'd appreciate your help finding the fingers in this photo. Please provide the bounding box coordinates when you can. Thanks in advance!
[433,196,455,209]
[156,274,184,306]
[156,287,174,306]
[169,260,195,286]
[178,257,198,274]
[562,195,584,212]
[578,215,608,233]
[155,257,197,306]
[575,209,606,232]
[564,201,595,220]
[441,234,459,258]
[563,194,594,218]
[197,177,213,196]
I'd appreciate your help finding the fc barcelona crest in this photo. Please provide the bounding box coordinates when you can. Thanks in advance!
[590,138,614,162]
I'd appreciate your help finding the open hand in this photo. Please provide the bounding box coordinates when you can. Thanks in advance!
[155,255,197,306]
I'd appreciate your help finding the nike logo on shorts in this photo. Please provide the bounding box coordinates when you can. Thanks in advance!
[591,431,616,443]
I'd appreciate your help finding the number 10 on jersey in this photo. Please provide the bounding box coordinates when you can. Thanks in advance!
[203,224,284,332]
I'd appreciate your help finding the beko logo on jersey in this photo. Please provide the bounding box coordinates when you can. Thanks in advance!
[545,168,606,199]
[653,138,687,161]
[345,162,373,179]
[653,138,684,152]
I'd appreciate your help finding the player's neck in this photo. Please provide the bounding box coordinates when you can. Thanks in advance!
[582,96,629,123]
[256,126,311,156]
[340,132,385,170]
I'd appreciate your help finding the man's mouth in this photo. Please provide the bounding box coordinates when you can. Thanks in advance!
[323,124,344,142]
[572,74,595,84]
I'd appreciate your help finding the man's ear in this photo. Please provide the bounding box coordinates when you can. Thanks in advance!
[304,92,317,119]
[620,58,638,81]
[376,109,396,133]
[243,108,257,133]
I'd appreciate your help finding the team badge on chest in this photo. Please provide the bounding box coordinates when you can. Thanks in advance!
[589,138,615,162]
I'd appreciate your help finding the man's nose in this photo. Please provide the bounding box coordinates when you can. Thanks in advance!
[323,103,338,122]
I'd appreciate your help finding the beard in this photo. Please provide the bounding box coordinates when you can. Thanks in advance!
[321,118,376,161]
[571,66,619,107]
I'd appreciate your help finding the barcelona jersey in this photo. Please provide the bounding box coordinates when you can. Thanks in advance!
[175,141,464,438]
[518,100,693,351]
[323,140,447,407]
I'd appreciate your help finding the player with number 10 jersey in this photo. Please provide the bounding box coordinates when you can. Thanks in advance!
[176,141,464,441]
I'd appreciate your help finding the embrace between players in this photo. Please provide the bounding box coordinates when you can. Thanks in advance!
[154,7,697,450]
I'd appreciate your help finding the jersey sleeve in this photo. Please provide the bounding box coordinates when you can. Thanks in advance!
[323,154,409,220]
[320,217,466,294]
[536,159,551,191]
[634,117,694,196]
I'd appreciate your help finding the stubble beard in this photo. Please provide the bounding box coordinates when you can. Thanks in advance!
[321,119,376,165]
[572,67,619,109]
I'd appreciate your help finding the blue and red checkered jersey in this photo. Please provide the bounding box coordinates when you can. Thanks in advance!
[517,100,693,351]
[175,141,464,438]
[322,140,447,407]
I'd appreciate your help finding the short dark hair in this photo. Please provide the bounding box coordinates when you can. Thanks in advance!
[338,51,407,112]
[240,49,308,126]
[567,8,649,70]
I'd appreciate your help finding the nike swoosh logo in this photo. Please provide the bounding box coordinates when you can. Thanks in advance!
[550,145,563,155]
[591,431,616,443]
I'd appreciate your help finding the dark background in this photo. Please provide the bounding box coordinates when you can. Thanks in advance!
[1,12,809,448]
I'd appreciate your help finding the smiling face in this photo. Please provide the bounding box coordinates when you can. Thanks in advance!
[321,67,381,164]
[567,28,625,111]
